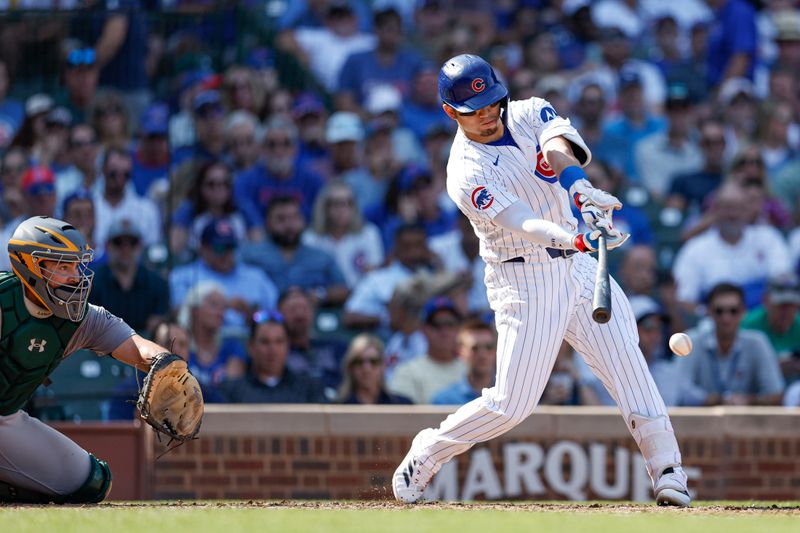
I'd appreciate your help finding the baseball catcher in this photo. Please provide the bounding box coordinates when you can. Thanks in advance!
[0,216,204,504]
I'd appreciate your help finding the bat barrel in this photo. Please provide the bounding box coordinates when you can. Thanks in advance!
[592,231,611,324]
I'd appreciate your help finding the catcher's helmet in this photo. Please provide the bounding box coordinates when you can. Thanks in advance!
[438,54,508,113]
[8,216,94,321]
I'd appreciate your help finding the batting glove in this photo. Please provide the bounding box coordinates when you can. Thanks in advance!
[569,179,622,213]
[573,229,629,253]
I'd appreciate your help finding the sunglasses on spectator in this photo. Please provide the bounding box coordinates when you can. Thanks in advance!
[701,137,725,146]
[203,179,230,189]
[469,343,496,352]
[106,170,131,179]
[351,356,382,369]
[265,138,293,149]
[327,197,354,207]
[741,178,764,189]
[197,105,223,119]
[736,157,763,167]
[210,243,236,254]
[252,309,285,324]
[457,99,501,117]
[712,306,742,317]
[110,236,141,248]
[96,105,124,118]
[430,318,459,329]
[70,138,95,148]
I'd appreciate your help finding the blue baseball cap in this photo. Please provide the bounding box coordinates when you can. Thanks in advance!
[140,102,170,136]
[201,218,238,250]
[192,90,222,115]
[398,164,433,192]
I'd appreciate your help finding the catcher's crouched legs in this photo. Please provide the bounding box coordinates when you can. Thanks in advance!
[0,454,111,504]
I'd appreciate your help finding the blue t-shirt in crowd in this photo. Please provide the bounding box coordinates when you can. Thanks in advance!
[400,102,453,142]
[71,0,149,91]
[130,148,170,197]
[706,0,757,87]
[431,379,481,406]
[188,337,248,388]
[233,161,323,225]
[598,115,667,181]
[337,48,423,105]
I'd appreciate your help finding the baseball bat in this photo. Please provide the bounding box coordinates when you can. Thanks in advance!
[592,229,611,324]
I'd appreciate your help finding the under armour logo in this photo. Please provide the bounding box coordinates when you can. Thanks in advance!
[28,338,47,353]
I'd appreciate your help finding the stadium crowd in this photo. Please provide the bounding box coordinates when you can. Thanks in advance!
[1,0,800,417]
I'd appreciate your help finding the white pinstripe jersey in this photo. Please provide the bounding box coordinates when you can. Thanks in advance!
[445,97,592,264]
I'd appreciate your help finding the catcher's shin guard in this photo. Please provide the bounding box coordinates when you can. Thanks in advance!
[61,454,112,504]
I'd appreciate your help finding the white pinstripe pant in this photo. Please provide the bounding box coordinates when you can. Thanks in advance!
[415,252,678,476]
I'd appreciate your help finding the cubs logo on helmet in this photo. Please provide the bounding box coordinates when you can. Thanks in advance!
[471,186,495,210]
[534,145,558,183]
[471,78,485,93]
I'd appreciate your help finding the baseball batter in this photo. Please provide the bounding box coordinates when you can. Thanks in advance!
[392,55,691,506]
[0,216,179,504]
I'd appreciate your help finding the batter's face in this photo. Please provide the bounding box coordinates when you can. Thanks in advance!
[443,100,504,143]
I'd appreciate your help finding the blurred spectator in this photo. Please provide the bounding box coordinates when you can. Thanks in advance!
[383,275,428,379]
[635,82,703,198]
[11,94,54,162]
[168,69,213,150]
[170,160,255,261]
[90,90,131,151]
[278,287,348,395]
[241,195,348,306]
[337,334,412,405]
[61,189,97,253]
[540,341,596,406]
[292,92,331,180]
[218,313,327,403]
[57,44,100,124]
[569,82,608,154]
[756,100,796,177]
[43,107,73,172]
[172,90,226,168]
[0,58,24,150]
[277,1,376,93]
[221,65,265,117]
[234,115,324,223]
[741,273,800,384]
[598,68,667,181]
[619,245,659,297]
[666,118,727,214]
[676,283,785,405]
[335,6,422,113]
[400,63,453,143]
[0,146,29,197]
[363,85,425,165]
[387,296,465,404]
[0,165,56,270]
[326,112,384,208]
[131,102,171,200]
[302,181,384,289]
[705,0,757,88]
[71,0,150,117]
[672,183,792,311]
[429,211,489,314]
[224,110,260,175]
[343,223,433,330]
[93,147,162,247]
[54,123,101,213]
[726,145,792,230]
[431,319,495,406]
[169,218,279,323]
[718,77,758,159]
[90,218,169,334]
[177,281,248,388]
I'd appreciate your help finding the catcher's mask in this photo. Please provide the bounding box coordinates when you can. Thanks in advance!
[7,216,94,322]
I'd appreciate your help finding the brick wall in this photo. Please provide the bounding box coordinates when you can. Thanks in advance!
[150,406,800,501]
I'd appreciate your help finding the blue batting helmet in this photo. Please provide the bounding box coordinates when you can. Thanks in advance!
[438,54,508,113]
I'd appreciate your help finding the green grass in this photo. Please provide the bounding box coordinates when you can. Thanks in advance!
[2,502,798,533]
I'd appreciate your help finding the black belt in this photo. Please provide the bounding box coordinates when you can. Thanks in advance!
[502,248,577,263]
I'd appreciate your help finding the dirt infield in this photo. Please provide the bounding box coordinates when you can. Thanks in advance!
[81,500,800,515]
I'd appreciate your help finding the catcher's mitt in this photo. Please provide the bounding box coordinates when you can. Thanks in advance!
[137,352,204,444]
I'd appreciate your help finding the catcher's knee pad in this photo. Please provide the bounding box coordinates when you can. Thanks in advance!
[628,413,682,480]
[61,454,112,504]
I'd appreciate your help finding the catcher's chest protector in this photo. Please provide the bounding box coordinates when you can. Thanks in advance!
[0,272,81,415]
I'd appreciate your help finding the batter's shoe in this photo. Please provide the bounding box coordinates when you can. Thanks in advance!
[392,434,434,503]
[654,466,691,507]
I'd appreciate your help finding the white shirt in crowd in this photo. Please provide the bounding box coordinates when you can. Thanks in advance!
[302,224,384,289]
[428,229,490,313]
[672,225,792,305]
[293,27,375,92]
[94,188,162,247]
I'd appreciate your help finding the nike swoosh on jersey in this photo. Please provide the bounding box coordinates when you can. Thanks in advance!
[493,155,500,166]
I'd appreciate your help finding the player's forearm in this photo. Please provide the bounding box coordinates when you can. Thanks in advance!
[542,136,581,177]
[494,201,576,249]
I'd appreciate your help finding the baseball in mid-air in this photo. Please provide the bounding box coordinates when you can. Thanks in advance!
[669,333,693,357]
